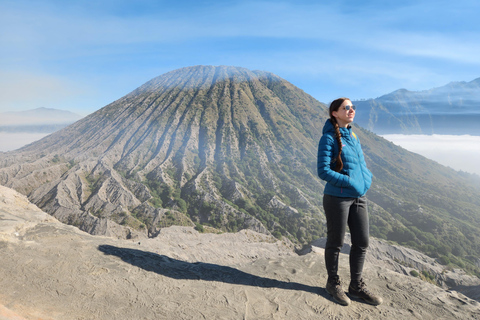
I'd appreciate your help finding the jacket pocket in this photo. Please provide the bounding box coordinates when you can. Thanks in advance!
[348,170,365,195]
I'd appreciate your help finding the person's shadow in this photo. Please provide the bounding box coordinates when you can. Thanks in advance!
[98,244,324,296]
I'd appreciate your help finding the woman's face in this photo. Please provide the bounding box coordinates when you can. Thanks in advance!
[332,99,355,127]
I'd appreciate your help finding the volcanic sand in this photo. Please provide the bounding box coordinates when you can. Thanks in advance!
[1,185,479,319]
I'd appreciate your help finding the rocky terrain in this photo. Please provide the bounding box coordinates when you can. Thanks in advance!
[304,235,480,302]
[1,185,479,320]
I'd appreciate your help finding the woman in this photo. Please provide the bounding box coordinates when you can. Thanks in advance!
[317,97,382,306]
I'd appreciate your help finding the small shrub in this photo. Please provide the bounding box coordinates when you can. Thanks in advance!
[273,230,282,240]
[422,270,435,281]
[52,154,61,163]
[438,255,450,265]
[195,223,205,233]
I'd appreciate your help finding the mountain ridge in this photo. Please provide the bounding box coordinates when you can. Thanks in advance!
[353,77,480,134]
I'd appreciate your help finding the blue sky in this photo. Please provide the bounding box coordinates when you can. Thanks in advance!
[1,0,480,116]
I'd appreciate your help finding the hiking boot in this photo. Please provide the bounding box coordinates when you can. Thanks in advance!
[348,279,383,306]
[326,276,351,306]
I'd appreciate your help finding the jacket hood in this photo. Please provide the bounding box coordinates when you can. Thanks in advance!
[322,119,334,135]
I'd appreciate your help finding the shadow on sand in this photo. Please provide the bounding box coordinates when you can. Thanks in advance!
[98,244,324,296]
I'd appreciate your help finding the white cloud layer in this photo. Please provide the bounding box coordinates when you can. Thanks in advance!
[0,133,50,152]
[382,134,480,176]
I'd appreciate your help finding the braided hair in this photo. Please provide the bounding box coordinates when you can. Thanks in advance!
[329,97,350,172]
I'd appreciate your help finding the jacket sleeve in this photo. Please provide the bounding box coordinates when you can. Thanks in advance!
[317,134,352,188]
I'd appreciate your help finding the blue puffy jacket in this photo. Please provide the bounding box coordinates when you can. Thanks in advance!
[317,119,372,198]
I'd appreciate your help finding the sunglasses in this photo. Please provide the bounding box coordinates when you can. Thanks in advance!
[344,105,356,111]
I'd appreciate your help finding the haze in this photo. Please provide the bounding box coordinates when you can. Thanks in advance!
[1,131,478,178]
[382,134,480,176]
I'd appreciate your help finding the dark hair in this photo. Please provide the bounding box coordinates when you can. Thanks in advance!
[329,97,350,172]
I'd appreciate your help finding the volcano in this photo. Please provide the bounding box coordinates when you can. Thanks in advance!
[0,66,328,241]
[1,66,480,274]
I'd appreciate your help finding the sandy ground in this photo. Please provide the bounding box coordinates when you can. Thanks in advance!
[1,185,479,320]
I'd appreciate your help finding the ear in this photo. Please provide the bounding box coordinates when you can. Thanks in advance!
[332,111,338,118]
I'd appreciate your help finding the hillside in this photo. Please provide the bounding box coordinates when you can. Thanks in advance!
[0,65,479,277]
[1,185,479,319]
[353,77,480,135]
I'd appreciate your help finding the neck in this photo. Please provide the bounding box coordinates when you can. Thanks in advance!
[336,120,350,128]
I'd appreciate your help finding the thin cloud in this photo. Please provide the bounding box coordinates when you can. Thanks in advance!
[371,31,480,65]
[1,0,479,113]
[3,1,478,60]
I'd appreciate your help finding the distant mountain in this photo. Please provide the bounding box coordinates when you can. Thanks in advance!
[353,78,480,135]
[0,66,479,277]
[0,107,82,133]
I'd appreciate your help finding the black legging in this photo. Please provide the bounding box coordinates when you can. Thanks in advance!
[323,194,369,282]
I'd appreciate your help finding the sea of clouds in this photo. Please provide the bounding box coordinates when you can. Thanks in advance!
[382,134,480,176]
[0,133,50,152]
